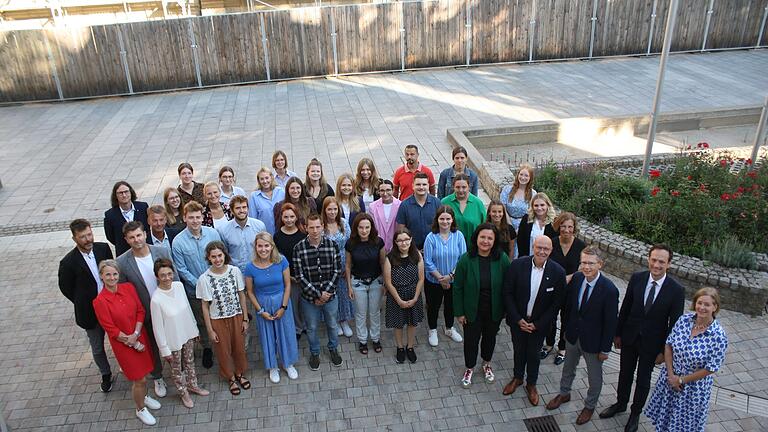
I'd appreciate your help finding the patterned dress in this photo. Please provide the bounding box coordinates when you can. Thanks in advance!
[645,312,729,432]
[499,185,536,232]
[326,219,354,322]
[385,257,424,328]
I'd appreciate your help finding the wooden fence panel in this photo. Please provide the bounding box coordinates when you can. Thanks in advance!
[593,0,653,57]
[534,0,593,60]
[0,30,58,102]
[48,26,128,98]
[331,3,402,73]
[264,7,333,79]
[119,19,198,92]
[471,0,530,63]
[706,0,768,49]
[193,14,267,85]
[651,0,707,52]
[404,0,466,68]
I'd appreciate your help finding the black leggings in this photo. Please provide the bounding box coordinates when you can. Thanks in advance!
[424,280,454,330]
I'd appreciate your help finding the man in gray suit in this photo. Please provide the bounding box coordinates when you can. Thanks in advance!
[116,220,178,399]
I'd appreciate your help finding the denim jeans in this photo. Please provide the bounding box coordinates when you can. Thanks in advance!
[301,295,339,355]
[351,278,382,344]
[85,325,112,376]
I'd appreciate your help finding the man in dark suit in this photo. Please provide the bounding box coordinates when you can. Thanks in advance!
[546,246,619,425]
[599,244,684,432]
[502,236,566,405]
[146,204,180,248]
[103,181,149,256]
[58,219,115,392]
[116,220,178,399]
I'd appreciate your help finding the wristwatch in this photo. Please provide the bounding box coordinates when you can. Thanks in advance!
[280,304,288,310]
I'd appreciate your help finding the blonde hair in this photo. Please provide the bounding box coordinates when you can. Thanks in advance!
[253,232,282,264]
[255,167,277,191]
[203,181,220,198]
[691,287,721,317]
[98,259,120,274]
[508,163,535,202]
[526,192,556,225]
[336,173,361,213]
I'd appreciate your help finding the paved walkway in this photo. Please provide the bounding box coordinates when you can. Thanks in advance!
[1,50,768,431]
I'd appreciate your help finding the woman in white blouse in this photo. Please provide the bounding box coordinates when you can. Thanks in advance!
[150,258,209,408]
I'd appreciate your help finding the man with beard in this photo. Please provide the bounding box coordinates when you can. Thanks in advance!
[393,145,436,199]
[217,195,266,272]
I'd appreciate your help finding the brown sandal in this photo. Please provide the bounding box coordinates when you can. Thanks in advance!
[228,378,241,396]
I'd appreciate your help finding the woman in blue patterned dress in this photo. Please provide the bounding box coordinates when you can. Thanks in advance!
[645,287,728,432]
[499,163,536,233]
[321,196,354,338]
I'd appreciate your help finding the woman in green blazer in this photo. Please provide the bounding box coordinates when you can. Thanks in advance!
[454,222,511,388]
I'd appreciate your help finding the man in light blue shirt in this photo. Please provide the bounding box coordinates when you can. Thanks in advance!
[217,195,266,271]
[171,201,221,368]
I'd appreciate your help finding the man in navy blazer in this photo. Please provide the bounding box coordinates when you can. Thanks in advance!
[599,244,684,432]
[502,236,566,406]
[103,181,149,256]
[546,246,619,425]
[145,204,180,248]
[58,219,115,392]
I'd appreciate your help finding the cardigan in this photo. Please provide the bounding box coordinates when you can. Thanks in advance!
[452,251,510,322]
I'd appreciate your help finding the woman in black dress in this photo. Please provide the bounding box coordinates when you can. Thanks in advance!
[273,203,308,340]
[516,192,558,257]
[383,228,425,364]
[486,199,516,258]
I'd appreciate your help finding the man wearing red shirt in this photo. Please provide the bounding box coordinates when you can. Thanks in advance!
[393,145,436,199]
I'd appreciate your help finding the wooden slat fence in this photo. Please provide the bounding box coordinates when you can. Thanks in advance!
[1,0,767,103]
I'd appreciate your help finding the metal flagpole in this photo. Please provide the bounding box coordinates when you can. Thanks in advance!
[641,0,680,179]
[750,96,768,170]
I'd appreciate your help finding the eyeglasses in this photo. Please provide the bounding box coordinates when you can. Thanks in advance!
[116,190,131,195]
[580,261,599,267]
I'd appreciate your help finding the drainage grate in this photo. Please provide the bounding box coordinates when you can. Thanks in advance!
[524,415,560,432]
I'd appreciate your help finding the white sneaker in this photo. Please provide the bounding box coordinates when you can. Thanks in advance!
[136,407,157,426]
[269,368,280,384]
[337,326,344,336]
[153,378,167,398]
[144,395,162,410]
[445,327,463,343]
[341,321,354,337]
[483,363,495,383]
[285,365,299,380]
[428,329,439,347]
[461,368,473,388]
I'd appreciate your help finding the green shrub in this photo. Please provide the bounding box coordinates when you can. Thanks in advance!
[703,236,758,271]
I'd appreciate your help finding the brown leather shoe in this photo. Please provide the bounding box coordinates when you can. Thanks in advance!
[502,378,524,395]
[576,408,594,425]
[525,384,539,406]
[545,393,571,410]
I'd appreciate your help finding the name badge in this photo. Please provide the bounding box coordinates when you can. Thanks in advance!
[546,287,554,292]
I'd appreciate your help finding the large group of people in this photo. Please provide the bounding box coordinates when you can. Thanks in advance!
[57,145,728,431]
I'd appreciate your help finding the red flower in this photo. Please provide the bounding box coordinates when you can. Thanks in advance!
[686,175,693,180]
[649,169,661,179]
[720,159,728,167]
[686,145,692,150]
[720,193,730,201]
[747,171,758,179]
[746,158,753,165]
[698,183,708,192]
[737,186,745,193]
[733,192,742,199]
[651,187,661,197]
[696,142,710,149]
[670,190,680,197]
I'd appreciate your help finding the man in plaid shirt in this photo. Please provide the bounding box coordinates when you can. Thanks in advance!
[293,214,344,370]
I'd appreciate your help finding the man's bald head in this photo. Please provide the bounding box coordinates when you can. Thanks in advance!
[532,235,553,267]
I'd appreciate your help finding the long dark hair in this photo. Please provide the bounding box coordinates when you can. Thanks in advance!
[110,181,136,208]
[388,227,420,266]
[485,199,515,244]
[283,176,312,220]
[468,223,501,259]
[349,213,379,248]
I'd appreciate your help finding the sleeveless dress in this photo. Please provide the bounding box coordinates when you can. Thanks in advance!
[385,258,424,328]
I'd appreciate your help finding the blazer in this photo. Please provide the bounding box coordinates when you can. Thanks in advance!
[344,196,366,227]
[116,245,178,324]
[515,213,558,257]
[503,256,566,332]
[58,242,114,330]
[368,197,402,252]
[146,227,181,248]
[562,272,619,354]
[616,270,685,356]
[453,252,511,323]
[104,201,149,256]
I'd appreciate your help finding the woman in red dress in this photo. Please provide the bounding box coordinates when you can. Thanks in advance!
[92,260,162,426]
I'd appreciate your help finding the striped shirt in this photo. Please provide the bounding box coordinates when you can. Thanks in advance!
[292,236,342,302]
[423,231,467,284]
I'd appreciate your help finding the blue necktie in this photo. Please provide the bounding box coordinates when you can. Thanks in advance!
[579,283,591,311]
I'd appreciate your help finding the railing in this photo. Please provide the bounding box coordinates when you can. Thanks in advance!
[1,0,767,103]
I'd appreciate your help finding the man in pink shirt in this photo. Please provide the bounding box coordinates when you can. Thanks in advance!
[393,145,436,199]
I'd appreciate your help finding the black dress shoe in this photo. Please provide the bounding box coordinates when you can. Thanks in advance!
[599,403,626,419]
[202,347,214,369]
[624,413,639,432]
[539,346,552,360]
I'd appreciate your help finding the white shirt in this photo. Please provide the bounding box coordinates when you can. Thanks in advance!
[151,230,170,249]
[150,282,199,357]
[529,220,546,254]
[341,202,352,220]
[362,189,374,206]
[80,250,103,292]
[527,259,546,317]
[383,202,393,222]
[220,186,246,205]
[135,254,159,297]
[644,273,666,305]
[579,272,601,308]
[121,204,136,222]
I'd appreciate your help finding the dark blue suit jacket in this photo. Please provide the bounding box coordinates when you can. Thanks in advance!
[503,256,566,332]
[563,272,619,354]
[103,201,149,256]
[146,227,181,248]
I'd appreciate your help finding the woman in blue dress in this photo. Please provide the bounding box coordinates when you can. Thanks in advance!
[644,287,728,432]
[321,196,354,338]
[244,232,299,384]
[499,163,536,233]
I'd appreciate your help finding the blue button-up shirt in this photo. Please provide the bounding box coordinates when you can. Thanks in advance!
[248,187,285,235]
[217,217,266,271]
[395,194,441,249]
[171,226,221,295]
[423,230,467,284]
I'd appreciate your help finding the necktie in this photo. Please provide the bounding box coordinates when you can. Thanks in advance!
[579,283,591,311]
[644,281,657,313]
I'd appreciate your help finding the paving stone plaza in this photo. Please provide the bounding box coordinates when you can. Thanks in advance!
[1,50,768,431]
